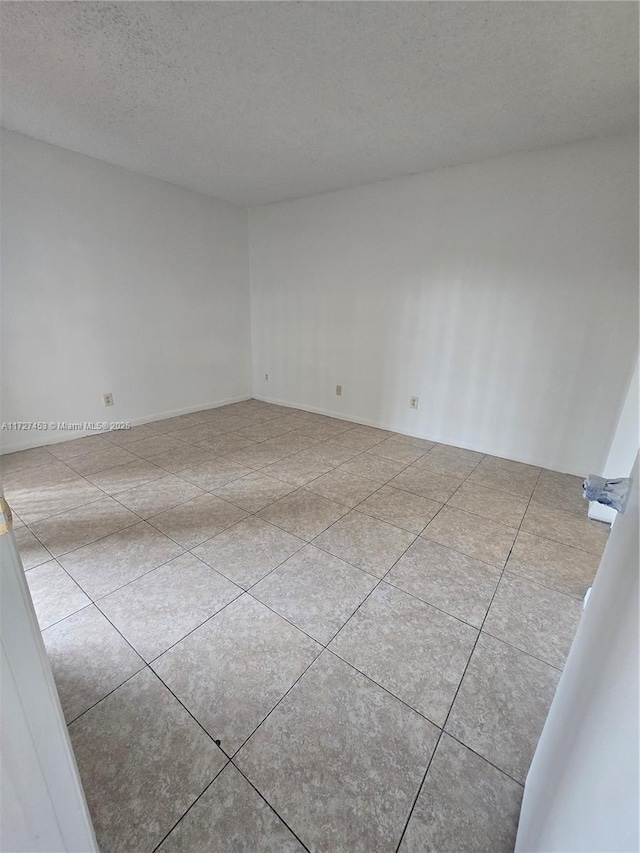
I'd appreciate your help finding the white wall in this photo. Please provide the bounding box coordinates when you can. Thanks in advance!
[602,357,639,479]
[3,132,637,471]
[1,131,252,452]
[516,454,639,852]
[249,134,639,476]
[589,357,638,523]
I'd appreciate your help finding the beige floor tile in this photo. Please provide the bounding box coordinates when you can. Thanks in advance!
[260,432,322,456]
[532,469,588,517]
[42,605,144,723]
[224,444,292,470]
[20,478,105,524]
[178,457,253,490]
[213,471,296,513]
[169,424,229,444]
[339,451,407,483]
[522,502,609,555]
[14,526,52,570]
[3,459,76,492]
[314,510,415,578]
[103,424,161,445]
[146,414,202,434]
[293,412,346,426]
[26,560,91,629]
[331,428,389,451]
[422,506,517,567]
[251,545,377,644]
[265,414,312,432]
[148,493,247,549]
[29,497,139,557]
[306,469,380,508]
[4,462,105,524]
[273,409,301,424]
[413,446,482,479]
[98,553,240,661]
[446,633,560,783]
[253,415,303,431]
[211,415,255,432]
[236,421,295,442]
[294,421,355,441]
[387,538,500,627]
[69,668,225,853]
[0,446,58,475]
[466,460,540,499]
[367,439,425,465]
[432,444,485,464]
[47,435,114,460]
[389,434,437,451]
[481,456,541,476]
[113,474,204,519]
[350,425,395,440]
[330,583,477,725]
[86,459,166,495]
[126,434,190,459]
[157,764,305,853]
[357,485,441,534]
[399,734,523,853]
[217,415,262,432]
[389,465,463,502]
[60,521,184,599]
[145,443,217,474]
[193,432,256,455]
[21,402,597,852]
[447,482,529,528]
[235,652,438,853]
[188,407,233,423]
[302,441,362,466]
[65,445,139,476]
[506,530,600,599]
[188,406,232,423]
[189,408,236,424]
[484,574,582,668]
[193,516,305,589]
[261,453,334,486]
[153,596,320,754]
[258,489,347,540]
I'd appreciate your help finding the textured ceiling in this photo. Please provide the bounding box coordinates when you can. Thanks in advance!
[1,1,638,206]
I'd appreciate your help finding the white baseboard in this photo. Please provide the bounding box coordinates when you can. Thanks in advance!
[252,394,420,436]
[0,394,253,455]
[252,393,585,475]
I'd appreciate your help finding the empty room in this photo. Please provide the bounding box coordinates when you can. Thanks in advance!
[1,2,638,852]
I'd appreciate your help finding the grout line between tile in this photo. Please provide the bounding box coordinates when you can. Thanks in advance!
[393,464,545,851]
[500,566,587,601]
[148,763,231,853]
[225,764,314,853]
[13,402,604,852]
[442,732,526,788]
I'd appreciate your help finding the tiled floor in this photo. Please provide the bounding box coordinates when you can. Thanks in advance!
[2,399,609,853]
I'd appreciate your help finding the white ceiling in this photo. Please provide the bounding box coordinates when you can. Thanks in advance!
[1,2,638,206]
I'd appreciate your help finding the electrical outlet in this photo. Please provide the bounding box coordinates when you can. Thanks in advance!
[409,396,419,409]
[336,385,342,396]
[265,373,269,381]
[103,393,114,407]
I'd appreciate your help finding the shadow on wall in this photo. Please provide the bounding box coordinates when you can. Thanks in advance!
[338,263,636,476]
[251,131,638,478]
